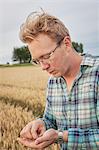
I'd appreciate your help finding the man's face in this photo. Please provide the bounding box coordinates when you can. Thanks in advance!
[28,34,70,77]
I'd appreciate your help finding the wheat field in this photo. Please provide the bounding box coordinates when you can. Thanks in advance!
[0,66,59,150]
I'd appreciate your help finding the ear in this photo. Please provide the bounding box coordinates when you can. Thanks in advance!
[63,35,72,48]
[27,36,34,44]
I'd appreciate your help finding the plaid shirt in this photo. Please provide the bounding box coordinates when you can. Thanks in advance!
[42,54,99,150]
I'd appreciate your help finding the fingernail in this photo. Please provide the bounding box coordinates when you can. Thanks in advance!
[35,140,39,145]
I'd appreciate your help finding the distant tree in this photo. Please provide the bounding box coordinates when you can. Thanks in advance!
[72,42,83,53]
[6,62,10,65]
[12,46,31,64]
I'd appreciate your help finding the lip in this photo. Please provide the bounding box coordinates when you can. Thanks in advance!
[48,71,53,74]
[47,69,54,73]
[48,70,57,74]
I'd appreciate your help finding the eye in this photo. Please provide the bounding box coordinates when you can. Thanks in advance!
[42,53,51,59]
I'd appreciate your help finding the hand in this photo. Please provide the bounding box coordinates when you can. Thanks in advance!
[17,137,45,149]
[17,119,46,141]
[17,128,58,149]
[34,129,58,148]
[35,129,68,145]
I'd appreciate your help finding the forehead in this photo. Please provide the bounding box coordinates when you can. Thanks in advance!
[28,34,56,57]
[30,34,55,47]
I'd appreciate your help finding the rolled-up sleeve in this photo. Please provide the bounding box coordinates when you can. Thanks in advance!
[42,97,57,130]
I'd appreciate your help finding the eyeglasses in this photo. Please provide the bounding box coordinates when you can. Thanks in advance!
[32,38,63,65]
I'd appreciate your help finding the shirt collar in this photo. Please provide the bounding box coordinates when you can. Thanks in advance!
[80,54,94,67]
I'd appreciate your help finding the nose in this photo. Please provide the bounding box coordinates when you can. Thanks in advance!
[40,61,50,70]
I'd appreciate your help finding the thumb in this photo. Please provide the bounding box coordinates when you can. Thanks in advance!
[31,125,39,140]
[31,130,38,140]
[39,127,46,137]
[35,135,46,145]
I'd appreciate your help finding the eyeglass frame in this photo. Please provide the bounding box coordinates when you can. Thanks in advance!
[32,38,63,64]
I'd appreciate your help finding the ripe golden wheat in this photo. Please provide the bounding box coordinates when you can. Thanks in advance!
[0,66,59,150]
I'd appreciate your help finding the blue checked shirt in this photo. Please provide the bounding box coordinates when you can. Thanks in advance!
[42,54,99,150]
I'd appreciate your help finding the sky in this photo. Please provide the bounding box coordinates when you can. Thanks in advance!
[0,0,99,64]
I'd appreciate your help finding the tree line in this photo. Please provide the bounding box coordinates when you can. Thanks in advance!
[12,42,83,64]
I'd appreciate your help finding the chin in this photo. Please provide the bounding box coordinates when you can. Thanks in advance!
[51,72,61,77]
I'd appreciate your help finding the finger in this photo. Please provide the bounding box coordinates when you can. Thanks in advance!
[31,125,39,140]
[17,137,37,148]
[20,130,32,139]
[37,140,54,149]
[35,135,47,145]
[39,127,46,137]
[20,125,32,139]
[17,137,54,149]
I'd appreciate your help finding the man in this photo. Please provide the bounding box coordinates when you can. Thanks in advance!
[17,11,99,150]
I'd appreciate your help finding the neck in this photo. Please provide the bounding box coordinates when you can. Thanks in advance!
[63,52,83,80]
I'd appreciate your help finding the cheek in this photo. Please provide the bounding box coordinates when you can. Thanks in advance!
[51,57,62,69]
[50,52,66,69]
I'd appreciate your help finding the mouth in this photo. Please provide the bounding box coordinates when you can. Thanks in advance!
[48,70,57,75]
